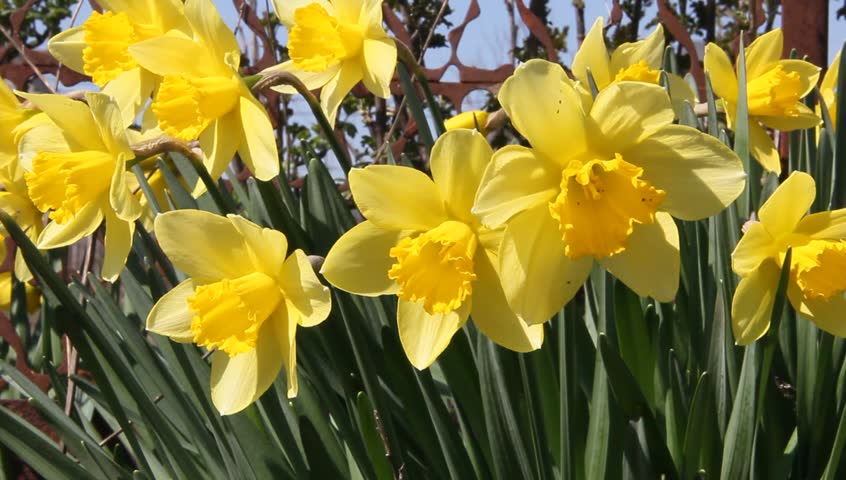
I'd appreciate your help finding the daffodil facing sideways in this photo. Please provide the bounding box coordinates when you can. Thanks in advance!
[15,92,142,281]
[472,60,747,325]
[146,210,331,415]
[128,0,279,186]
[820,50,840,131]
[48,0,189,125]
[0,80,45,280]
[571,17,696,116]
[732,172,846,344]
[704,29,821,174]
[265,0,397,126]
[322,129,543,369]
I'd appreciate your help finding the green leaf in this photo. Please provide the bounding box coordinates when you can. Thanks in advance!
[720,342,759,479]
[397,63,435,150]
[354,392,393,480]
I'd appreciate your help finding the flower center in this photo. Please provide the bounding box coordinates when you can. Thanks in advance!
[151,75,241,141]
[288,3,364,72]
[188,271,283,357]
[81,11,156,86]
[746,64,803,117]
[548,154,666,259]
[613,60,661,84]
[388,220,478,315]
[25,150,115,224]
[789,240,846,301]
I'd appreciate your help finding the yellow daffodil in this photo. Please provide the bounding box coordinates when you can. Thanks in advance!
[444,110,489,135]
[128,0,279,185]
[15,92,142,281]
[732,172,846,343]
[0,161,44,282]
[820,51,840,130]
[704,29,821,174]
[48,0,189,124]
[265,0,397,126]
[0,272,40,313]
[472,60,746,325]
[146,210,331,414]
[322,129,543,369]
[571,18,696,116]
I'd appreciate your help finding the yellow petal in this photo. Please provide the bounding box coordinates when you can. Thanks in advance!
[609,23,664,73]
[226,214,287,276]
[472,145,560,227]
[598,212,679,302]
[748,121,781,174]
[757,102,821,131]
[731,258,781,345]
[397,298,469,369]
[237,97,279,181]
[704,42,738,102]
[331,0,364,23]
[822,51,841,93]
[15,92,103,152]
[154,209,252,280]
[758,171,815,237]
[85,92,133,157]
[588,82,674,155]
[779,59,821,97]
[732,222,778,277]
[320,63,363,126]
[571,17,611,89]
[470,248,543,352]
[101,206,134,282]
[16,120,69,171]
[322,221,404,296]
[360,0,385,36]
[744,29,783,79]
[667,73,699,115]
[183,0,240,66]
[624,124,746,220]
[146,278,196,342]
[280,250,331,327]
[790,290,846,338]
[129,31,212,77]
[101,68,156,126]
[349,165,447,231]
[47,27,87,74]
[265,60,340,94]
[795,210,846,240]
[14,255,33,284]
[499,60,587,161]
[430,129,492,223]
[499,206,593,325]
[209,316,285,414]
[361,37,396,98]
[272,0,332,27]
[37,202,103,249]
[198,110,240,185]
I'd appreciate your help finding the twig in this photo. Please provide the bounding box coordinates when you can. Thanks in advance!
[0,24,56,93]
[374,0,450,163]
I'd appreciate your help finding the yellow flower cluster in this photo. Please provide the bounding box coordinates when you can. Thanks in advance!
[1,3,844,416]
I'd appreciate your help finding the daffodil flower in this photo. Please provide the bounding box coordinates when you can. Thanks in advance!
[265,0,397,126]
[128,0,278,184]
[146,210,331,415]
[15,92,142,281]
[444,110,489,135]
[571,17,696,116]
[704,29,821,174]
[0,80,44,280]
[472,60,746,325]
[732,172,846,343]
[820,51,840,131]
[48,0,189,125]
[322,129,543,369]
